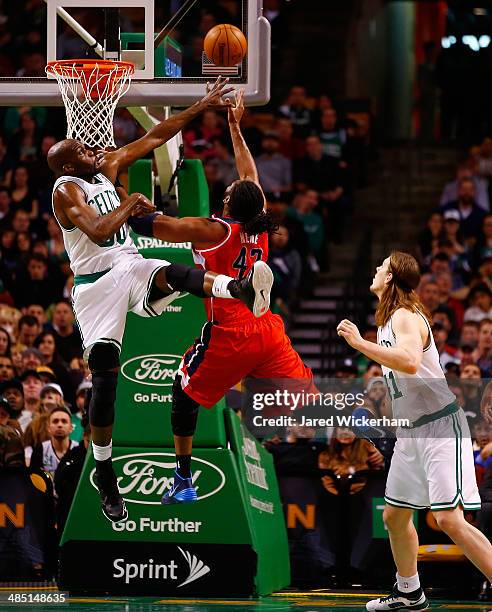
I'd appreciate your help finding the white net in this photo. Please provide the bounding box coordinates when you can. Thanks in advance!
[46,60,134,150]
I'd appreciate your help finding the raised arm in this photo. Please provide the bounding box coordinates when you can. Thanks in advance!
[53,183,155,246]
[337,309,424,375]
[102,77,234,182]
[228,89,260,185]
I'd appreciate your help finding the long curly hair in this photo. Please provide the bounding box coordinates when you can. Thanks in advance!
[375,251,431,327]
[228,180,278,236]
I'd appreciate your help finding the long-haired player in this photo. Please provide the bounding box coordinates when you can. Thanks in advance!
[337,252,491,611]
[128,89,315,504]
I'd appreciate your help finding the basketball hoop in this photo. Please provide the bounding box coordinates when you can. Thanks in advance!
[46,59,135,150]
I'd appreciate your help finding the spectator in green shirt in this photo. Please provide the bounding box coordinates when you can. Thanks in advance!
[316,108,347,160]
[288,190,325,260]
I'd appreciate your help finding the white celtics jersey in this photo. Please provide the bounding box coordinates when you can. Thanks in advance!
[38,439,78,476]
[377,310,456,422]
[52,173,138,276]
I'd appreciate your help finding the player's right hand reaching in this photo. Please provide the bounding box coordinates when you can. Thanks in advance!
[228,88,245,125]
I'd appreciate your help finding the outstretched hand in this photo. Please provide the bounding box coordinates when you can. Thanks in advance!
[228,88,245,124]
[117,187,156,217]
[200,76,234,111]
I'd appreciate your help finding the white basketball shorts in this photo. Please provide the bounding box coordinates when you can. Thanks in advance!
[384,409,481,511]
[71,253,180,358]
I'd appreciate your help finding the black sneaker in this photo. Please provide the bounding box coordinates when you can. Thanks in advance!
[366,584,429,611]
[94,459,128,523]
[231,261,273,317]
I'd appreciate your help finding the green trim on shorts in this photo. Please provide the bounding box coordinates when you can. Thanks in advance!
[431,498,481,511]
[430,414,476,511]
[144,265,170,317]
[401,401,460,429]
[384,495,428,510]
[430,493,460,510]
[429,416,461,510]
[453,413,463,497]
[70,290,85,351]
[144,266,162,316]
[74,268,111,286]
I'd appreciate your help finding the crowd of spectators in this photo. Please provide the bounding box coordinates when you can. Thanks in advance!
[413,139,492,595]
[416,136,492,419]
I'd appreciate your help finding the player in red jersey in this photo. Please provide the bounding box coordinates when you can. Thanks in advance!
[128,90,314,503]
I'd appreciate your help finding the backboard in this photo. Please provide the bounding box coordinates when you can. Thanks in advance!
[0,0,270,107]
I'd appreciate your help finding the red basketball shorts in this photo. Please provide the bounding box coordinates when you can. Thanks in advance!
[178,312,314,408]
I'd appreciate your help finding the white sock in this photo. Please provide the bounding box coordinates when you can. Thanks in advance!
[92,440,112,462]
[211,274,234,298]
[396,572,420,593]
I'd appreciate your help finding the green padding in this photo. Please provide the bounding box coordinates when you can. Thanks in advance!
[61,446,252,547]
[128,159,153,200]
[60,435,289,595]
[225,411,291,595]
[177,159,210,218]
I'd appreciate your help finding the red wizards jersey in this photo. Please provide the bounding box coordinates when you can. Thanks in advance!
[192,216,269,325]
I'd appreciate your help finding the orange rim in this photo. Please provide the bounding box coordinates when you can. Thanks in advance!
[46,59,135,76]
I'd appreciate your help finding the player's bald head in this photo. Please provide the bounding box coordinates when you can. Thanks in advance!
[47,139,81,175]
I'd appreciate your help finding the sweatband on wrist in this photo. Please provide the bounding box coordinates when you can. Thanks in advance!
[127,212,159,237]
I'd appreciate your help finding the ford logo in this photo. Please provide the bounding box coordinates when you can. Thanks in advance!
[89,453,226,504]
[120,354,181,387]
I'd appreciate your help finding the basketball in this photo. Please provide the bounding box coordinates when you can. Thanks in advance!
[204,24,247,67]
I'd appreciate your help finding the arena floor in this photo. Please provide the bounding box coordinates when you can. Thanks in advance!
[0,590,491,611]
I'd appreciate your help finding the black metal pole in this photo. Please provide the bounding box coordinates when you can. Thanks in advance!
[104,8,121,60]
[154,0,200,49]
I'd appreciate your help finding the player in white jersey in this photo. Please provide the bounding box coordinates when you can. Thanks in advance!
[47,77,273,523]
[337,251,492,611]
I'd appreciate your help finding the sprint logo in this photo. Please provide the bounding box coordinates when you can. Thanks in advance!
[112,547,210,587]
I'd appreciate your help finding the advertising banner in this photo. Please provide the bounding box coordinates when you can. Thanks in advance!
[60,438,289,595]
[225,412,290,593]
[59,446,261,596]
[0,469,56,580]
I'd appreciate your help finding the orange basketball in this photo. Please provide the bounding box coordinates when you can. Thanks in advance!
[204,24,247,67]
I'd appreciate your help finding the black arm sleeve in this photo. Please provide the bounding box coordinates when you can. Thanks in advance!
[127,213,159,237]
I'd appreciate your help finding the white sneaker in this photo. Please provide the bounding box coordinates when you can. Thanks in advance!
[247,260,273,317]
[366,584,429,611]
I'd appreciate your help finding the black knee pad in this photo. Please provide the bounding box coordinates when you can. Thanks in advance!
[89,370,118,428]
[171,375,200,437]
[166,263,207,298]
[88,342,120,372]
